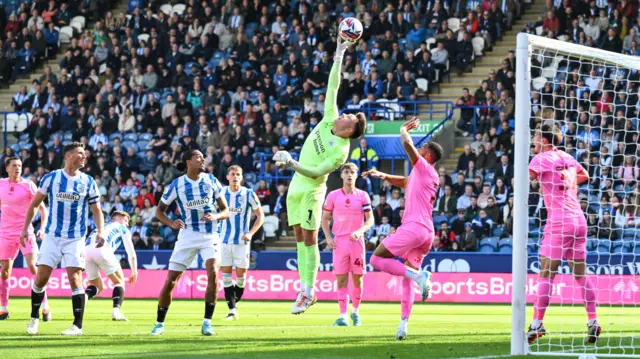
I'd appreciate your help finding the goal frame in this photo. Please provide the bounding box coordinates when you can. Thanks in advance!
[511,33,640,357]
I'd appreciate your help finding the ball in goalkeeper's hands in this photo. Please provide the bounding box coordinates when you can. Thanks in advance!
[273,151,292,167]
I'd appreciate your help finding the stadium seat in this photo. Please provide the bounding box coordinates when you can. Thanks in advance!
[433,216,449,226]
[426,37,436,50]
[137,140,149,151]
[634,246,640,255]
[535,26,543,35]
[5,112,31,132]
[109,133,123,141]
[172,3,186,14]
[479,245,495,253]
[610,245,624,254]
[597,239,612,250]
[19,133,30,141]
[532,77,547,90]
[586,237,599,251]
[596,245,610,255]
[138,33,150,44]
[71,15,85,29]
[139,133,153,141]
[498,246,512,253]
[124,133,138,142]
[415,78,428,94]
[471,37,484,56]
[263,216,279,238]
[479,237,499,250]
[59,26,73,43]
[492,226,505,237]
[447,18,460,32]
[160,4,173,15]
[498,238,512,248]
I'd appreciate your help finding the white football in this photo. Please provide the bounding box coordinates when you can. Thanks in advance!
[339,17,363,42]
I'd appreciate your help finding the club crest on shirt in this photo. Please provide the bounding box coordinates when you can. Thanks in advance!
[329,139,335,147]
[77,183,85,192]
[202,183,211,194]
[237,196,244,204]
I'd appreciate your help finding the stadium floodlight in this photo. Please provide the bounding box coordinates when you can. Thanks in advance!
[513,33,640,357]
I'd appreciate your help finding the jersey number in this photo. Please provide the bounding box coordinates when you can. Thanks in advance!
[354,258,363,267]
[308,210,313,221]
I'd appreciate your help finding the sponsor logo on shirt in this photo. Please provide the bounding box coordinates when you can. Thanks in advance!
[186,197,211,209]
[56,192,81,202]
[312,132,326,155]
[229,207,243,214]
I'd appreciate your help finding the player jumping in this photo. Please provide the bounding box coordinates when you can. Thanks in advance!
[219,165,265,320]
[527,125,600,344]
[363,118,442,340]
[0,156,50,321]
[151,149,229,336]
[23,142,105,336]
[273,35,367,314]
[84,211,138,321]
[321,162,374,327]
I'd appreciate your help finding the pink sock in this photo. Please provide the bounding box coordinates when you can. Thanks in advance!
[533,277,553,321]
[337,287,348,315]
[371,255,406,277]
[401,277,415,319]
[0,277,8,307]
[576,276,597,321]
[351,285,362,311]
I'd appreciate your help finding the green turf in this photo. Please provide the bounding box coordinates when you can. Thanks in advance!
[0,299,637,359]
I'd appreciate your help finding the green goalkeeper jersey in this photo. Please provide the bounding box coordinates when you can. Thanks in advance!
[288,61,350,194]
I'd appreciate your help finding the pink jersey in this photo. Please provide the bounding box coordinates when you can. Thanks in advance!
[528,148,584,223]
[323,188,372,237]
[0,178,37,236]
[403,156,439,232]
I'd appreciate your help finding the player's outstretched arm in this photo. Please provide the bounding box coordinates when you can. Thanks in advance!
[274,150,344,180]
[400,117,421,165]
[323,37,352,122]
[362,169,408,189]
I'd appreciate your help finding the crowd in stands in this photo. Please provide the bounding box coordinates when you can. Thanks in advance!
[0,0,525,252]
[453,0,640,254]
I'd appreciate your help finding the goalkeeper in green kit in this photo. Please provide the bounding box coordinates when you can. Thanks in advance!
[273,36,367,314]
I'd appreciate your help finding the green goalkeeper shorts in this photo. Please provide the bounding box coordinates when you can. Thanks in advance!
[286,189,326,231]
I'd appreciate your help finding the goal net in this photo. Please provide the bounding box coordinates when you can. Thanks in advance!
[512,33,640,357]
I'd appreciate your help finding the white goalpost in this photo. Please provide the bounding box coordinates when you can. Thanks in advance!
[512,33,640,357]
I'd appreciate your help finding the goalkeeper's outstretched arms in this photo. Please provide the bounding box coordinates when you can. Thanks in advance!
[273,150,344,180]
[324,36,352,121]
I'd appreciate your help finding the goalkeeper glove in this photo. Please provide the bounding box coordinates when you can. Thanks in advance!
[334,37,352,63]
[273,151,293,167]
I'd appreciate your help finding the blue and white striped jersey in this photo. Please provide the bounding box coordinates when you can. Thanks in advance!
[161,173,223,233]
[220,186,260,245]
[38,169,100,240]
[86,222,133,255]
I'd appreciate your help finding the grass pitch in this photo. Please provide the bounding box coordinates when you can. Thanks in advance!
[0,299,636,359]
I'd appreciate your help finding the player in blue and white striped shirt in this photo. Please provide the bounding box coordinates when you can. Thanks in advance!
[21,142,106,336]
[84,211,138,321]
[151,149,230,337]
[220,165,264,321]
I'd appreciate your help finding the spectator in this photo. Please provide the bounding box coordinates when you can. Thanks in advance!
[459,223,478,251]
[472,209,493,238]
[377,216,391,237]
[456,88,476,136]
[436,185,458,217]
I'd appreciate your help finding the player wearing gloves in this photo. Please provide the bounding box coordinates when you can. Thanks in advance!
[273,35,367,315]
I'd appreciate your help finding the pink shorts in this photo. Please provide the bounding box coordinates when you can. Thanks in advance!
[333,236,366,275]
[540,216,587,261]
[0,233,37,261]
[383,223,434,269]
